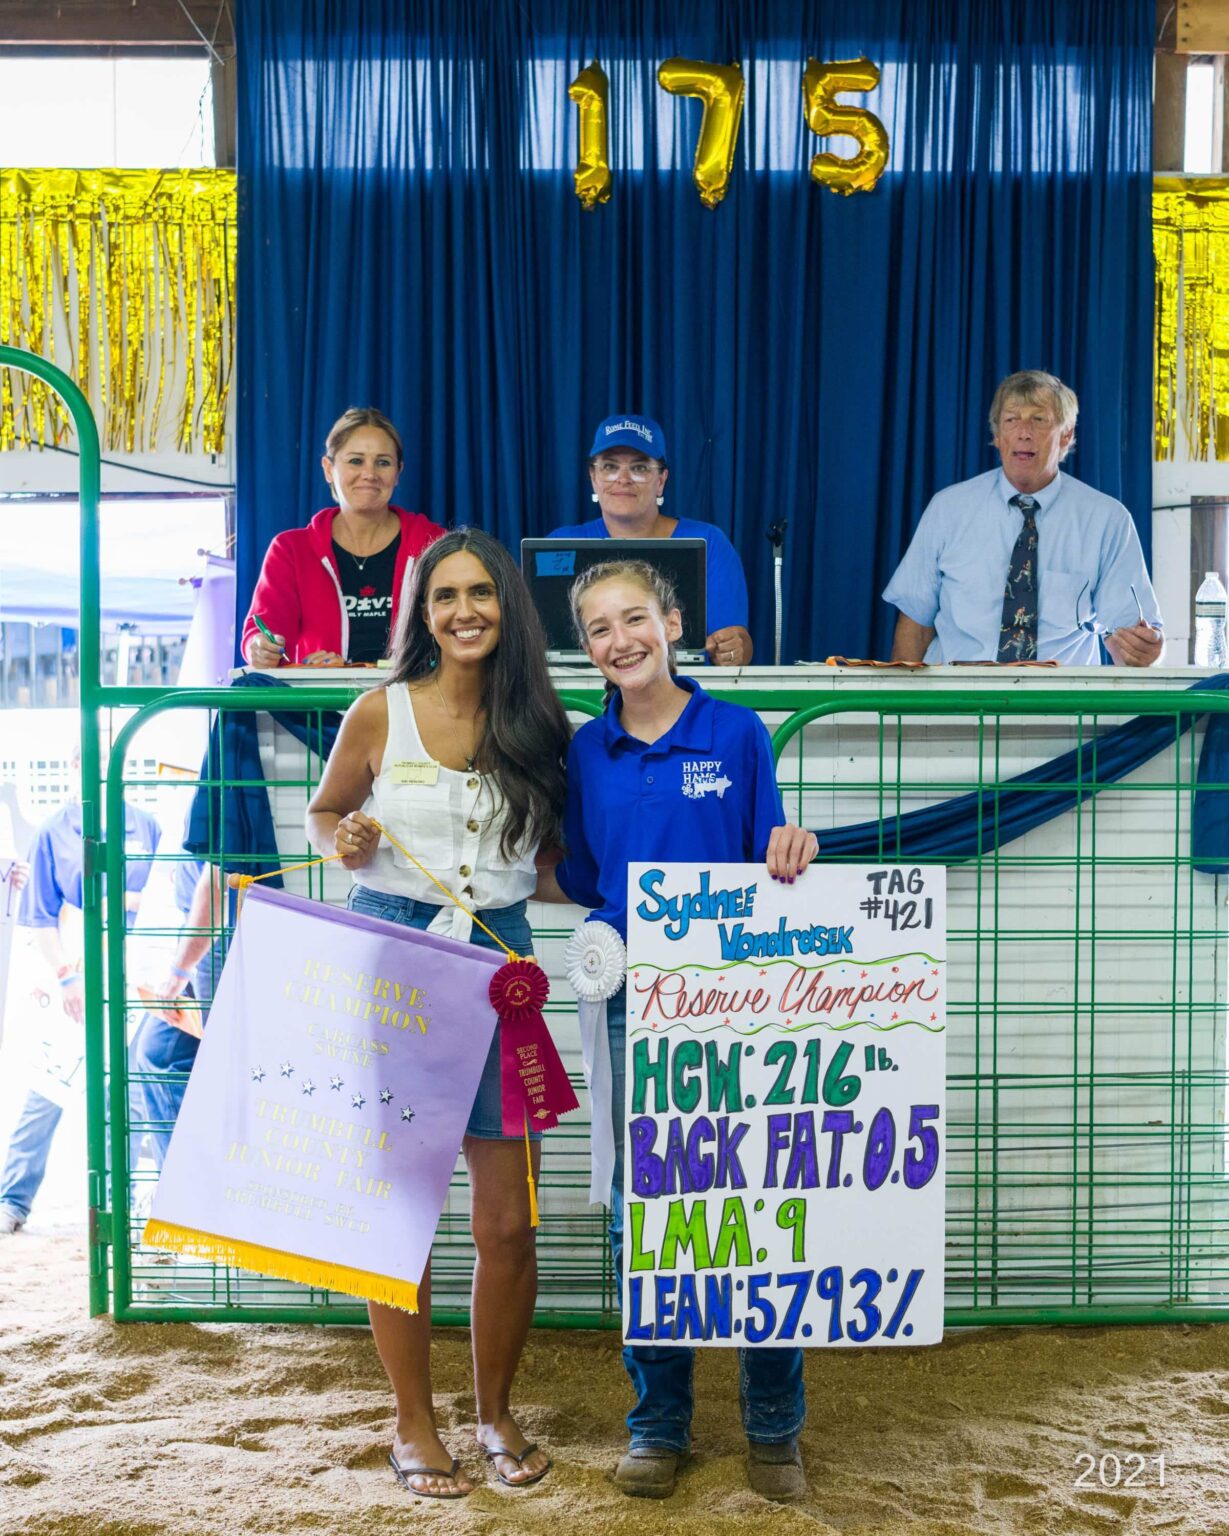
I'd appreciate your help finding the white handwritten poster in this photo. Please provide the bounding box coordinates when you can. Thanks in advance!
[623,862,945,1347]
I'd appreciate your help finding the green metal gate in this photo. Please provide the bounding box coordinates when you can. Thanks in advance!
[773,690,1229,1326]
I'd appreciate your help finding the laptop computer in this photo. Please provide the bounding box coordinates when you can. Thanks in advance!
[520,537,708,663]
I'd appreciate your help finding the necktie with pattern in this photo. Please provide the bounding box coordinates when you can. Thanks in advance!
[997,494,1039,661]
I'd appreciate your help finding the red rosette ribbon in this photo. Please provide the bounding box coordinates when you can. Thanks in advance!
[490,959,579,1136]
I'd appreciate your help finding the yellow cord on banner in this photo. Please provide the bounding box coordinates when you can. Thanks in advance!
[524,1112,540,1226]
[372,822,521,960]
[229,822,541,1226]
[232,821,521,959]
[367,820,538,1223]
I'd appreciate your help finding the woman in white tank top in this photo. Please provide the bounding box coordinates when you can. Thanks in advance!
[307,529,569,1498]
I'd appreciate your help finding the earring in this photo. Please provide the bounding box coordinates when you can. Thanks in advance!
[591,492,599,503]
[428,635,440,670]
[656,495,665,508]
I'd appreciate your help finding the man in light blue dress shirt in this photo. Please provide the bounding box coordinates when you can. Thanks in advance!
[883,371,1163,666]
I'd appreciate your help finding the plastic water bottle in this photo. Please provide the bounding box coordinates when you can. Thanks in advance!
[1194,571,1229,668]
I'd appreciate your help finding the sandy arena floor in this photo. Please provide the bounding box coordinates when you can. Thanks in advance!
[3,1227,1229,1535]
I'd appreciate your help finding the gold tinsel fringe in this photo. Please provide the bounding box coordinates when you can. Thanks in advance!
[0,168,236,456]
[1154,176,1229,462]
[142,1219,421,1313]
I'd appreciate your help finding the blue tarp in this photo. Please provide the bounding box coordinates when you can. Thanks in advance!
[0,563,197,632]
[818,675,1229,873]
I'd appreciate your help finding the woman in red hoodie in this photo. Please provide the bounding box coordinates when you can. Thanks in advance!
[242,407,441,667]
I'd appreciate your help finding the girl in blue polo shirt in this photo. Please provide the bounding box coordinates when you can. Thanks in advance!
[538,559,817,1504]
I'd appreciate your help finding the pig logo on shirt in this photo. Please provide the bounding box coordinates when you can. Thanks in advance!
[681,760,732,800]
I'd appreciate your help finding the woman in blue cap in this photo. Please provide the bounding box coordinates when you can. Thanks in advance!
[549,414,753,667]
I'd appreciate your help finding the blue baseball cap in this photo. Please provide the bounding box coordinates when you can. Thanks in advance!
[588,414,668,462]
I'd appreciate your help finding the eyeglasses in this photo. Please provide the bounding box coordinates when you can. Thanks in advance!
[1076,579,1147,636]
[1074,580,1103,635]
[593,459,660,482]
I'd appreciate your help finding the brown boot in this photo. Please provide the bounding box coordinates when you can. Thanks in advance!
[747,1437,807,1502]
[614,1446,683,1499]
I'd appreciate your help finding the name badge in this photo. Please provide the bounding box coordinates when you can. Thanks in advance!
[391,759,439,786]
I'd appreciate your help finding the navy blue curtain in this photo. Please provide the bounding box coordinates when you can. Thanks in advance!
[236,0,1153,663]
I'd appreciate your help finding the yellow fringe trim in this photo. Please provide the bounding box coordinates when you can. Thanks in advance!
[141,1220,419,1313]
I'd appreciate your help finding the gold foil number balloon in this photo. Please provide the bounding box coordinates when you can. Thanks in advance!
[802,57,889,196]
[568,61,612,210]
[658,58,745,209]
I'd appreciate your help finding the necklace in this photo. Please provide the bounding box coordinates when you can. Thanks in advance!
[335,517,399,572]
[433,673,480,772]
[338,541,389,573]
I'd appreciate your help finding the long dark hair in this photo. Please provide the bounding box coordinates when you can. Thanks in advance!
[385,528,569,857]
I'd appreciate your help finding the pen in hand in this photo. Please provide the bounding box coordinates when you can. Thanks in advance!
[251,614,285,666]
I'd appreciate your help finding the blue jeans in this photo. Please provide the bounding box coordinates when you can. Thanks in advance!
[127,942,220,1170]
[0,1089,63,1221]
[128,1014,201,1169]
[607,988,806,1452]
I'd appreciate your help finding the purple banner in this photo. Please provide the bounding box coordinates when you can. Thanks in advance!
[148,886,502,1301]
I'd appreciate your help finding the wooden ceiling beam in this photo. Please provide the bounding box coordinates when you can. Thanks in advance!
[1177,0,1229,55]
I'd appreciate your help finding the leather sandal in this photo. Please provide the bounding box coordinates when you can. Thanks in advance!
[388,1451,470,1499]
[747,1437,807,1502]
[479,1440,551,1487]
[614,1445,683,1499]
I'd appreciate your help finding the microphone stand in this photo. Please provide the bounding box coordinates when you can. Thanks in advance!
[767,519,788,665]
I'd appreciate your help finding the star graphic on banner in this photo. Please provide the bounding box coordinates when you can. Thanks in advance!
[891,1012,899,1021]
[379,1088,393,1104]
[931,968,939,976]
[279,1061,294,1078]
[400,1106,415,1123]
[250,1066,265,1083]
[301,1079,316,1096]
[861,971,868,978]
[352,1093,366,1110]
[329,1075,344,1091]
[930,1013,938,1022]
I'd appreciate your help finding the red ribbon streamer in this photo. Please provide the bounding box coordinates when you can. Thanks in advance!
[490,960,579,1136]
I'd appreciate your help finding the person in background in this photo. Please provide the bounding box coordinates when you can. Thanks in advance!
[549,414,753,667]
[0,757,161,1234]
[536,559,817,1502]
[127,860,228,1169]
[241,407,441,668]
[883,371,1163,666]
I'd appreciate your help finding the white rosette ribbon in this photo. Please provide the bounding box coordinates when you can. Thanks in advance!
[564,921,626,1205]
